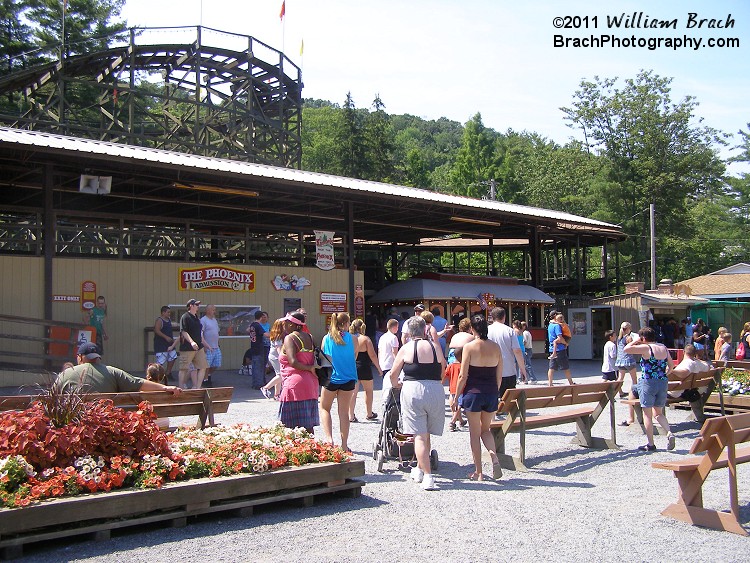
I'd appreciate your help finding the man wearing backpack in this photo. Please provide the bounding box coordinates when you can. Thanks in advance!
[547,312,575,386]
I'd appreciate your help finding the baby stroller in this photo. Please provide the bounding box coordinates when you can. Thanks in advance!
[372,387,438,473]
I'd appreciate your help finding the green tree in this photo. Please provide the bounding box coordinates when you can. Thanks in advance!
[448,113,499,198]
[25,0,126,57]
[0,0,35,77]
[363,94,394,182]
[335,92,366,178]
[561,70,727,283]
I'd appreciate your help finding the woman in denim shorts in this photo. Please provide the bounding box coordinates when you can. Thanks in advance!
[624,327,676,452]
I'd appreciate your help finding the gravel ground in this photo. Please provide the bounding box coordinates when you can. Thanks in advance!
[11,360,750,562]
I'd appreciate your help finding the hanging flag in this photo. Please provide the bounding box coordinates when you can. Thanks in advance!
[477,293,488,311]
[279,0,285,20]
[299,38,304,56]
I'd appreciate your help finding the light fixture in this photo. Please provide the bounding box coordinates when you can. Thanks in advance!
[173,182,259,198]
[450,216,504,228]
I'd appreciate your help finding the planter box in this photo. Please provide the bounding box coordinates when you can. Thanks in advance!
[705,393,750,414]
[0,460,365,559]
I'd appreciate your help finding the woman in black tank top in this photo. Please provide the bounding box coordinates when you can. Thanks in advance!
[348,319,383,422]
[389,315,446,490]
[454,314,504,481]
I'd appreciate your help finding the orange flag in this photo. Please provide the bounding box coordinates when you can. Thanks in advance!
[279,0,285,20]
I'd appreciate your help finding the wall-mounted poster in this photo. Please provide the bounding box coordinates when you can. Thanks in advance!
[320,292,347,314]
[168,304,260,337]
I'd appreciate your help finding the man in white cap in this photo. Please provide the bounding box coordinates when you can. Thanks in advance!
[57,342,181,394]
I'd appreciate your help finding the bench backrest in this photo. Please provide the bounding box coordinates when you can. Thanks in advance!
[499,381,620,412]
[722,360,750,371]
[690,412,750,455]
[0,387,233,419]
[668,368,721,393]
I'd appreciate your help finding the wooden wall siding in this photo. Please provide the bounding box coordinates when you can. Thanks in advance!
[0,256,45,361]
[1,256,362,376]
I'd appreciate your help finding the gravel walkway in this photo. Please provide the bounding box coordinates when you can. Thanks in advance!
[12,361,750,562]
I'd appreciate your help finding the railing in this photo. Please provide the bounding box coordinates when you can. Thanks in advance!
[0,314,88,375]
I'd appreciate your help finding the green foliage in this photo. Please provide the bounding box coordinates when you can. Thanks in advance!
[25,0,127,57]
[561,70,729,282]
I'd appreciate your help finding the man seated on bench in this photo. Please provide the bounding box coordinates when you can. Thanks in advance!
[58,342,182,395]
[669,344,710,399]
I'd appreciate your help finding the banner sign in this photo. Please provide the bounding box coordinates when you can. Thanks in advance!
[320,292,347,314]
[81,280,97,311]
[314,230,335,271]
[179,267,255,292]
[354,284,364,319]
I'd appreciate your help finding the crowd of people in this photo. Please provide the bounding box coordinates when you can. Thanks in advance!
[61,298,750,491]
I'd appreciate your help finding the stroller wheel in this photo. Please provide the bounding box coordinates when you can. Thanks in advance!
[372,440,379,460]
[376,450,385,472]
[430,449,439,471]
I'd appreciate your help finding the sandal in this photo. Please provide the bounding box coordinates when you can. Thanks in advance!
[637,444,656,452]
[366,413,378,420]
[619,421,630,427]
[349,417,359,423]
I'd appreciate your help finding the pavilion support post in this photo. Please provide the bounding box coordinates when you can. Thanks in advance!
[43,164,55,372]
[530,227,541,289]
[346,202,355,312]
[576,235,582,297]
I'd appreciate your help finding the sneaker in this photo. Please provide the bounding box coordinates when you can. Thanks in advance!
[260,387,274,400]
[421,474,439,490]
[667,433,676,451]
[637,444,656,452]
[494,413,504,422]
[410,466,424,483]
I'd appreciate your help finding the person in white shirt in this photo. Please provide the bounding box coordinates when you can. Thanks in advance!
[200,304,221,387]
[601,330,617,381]
[378,318,400,407]
[487,307,527,409]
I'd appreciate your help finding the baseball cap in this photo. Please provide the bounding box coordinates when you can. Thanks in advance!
[414,304,425,312]
[77,342,101,360]
[186,298,201,307]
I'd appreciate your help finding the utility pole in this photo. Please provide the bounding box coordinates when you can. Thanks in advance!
[650,203,656,290]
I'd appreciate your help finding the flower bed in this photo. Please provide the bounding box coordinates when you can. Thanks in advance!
[0,399,350,509]
[718,368,750,396]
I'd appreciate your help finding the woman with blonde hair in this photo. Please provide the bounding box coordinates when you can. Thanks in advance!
[348,318,383,423]
[320,312,358,452]
[615,321,639,424]
[740,322,750,360]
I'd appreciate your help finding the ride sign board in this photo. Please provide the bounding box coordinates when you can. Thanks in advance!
[320,292,347,314]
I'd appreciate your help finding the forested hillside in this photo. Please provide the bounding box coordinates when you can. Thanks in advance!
[301,73,750,283]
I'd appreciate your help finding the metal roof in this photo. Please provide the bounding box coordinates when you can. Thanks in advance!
[0,127,623,245]
[369,277,555,305]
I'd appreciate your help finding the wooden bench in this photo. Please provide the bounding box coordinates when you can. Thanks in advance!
[0,387,233,430]
[652,412,750,535]
[489,381,622,471]
[720,360,750,371]
[622,369,721,429]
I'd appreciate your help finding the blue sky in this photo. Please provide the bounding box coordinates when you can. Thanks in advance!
[122,0,749,172]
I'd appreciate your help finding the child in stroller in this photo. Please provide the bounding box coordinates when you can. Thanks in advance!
[372,387,438,472]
